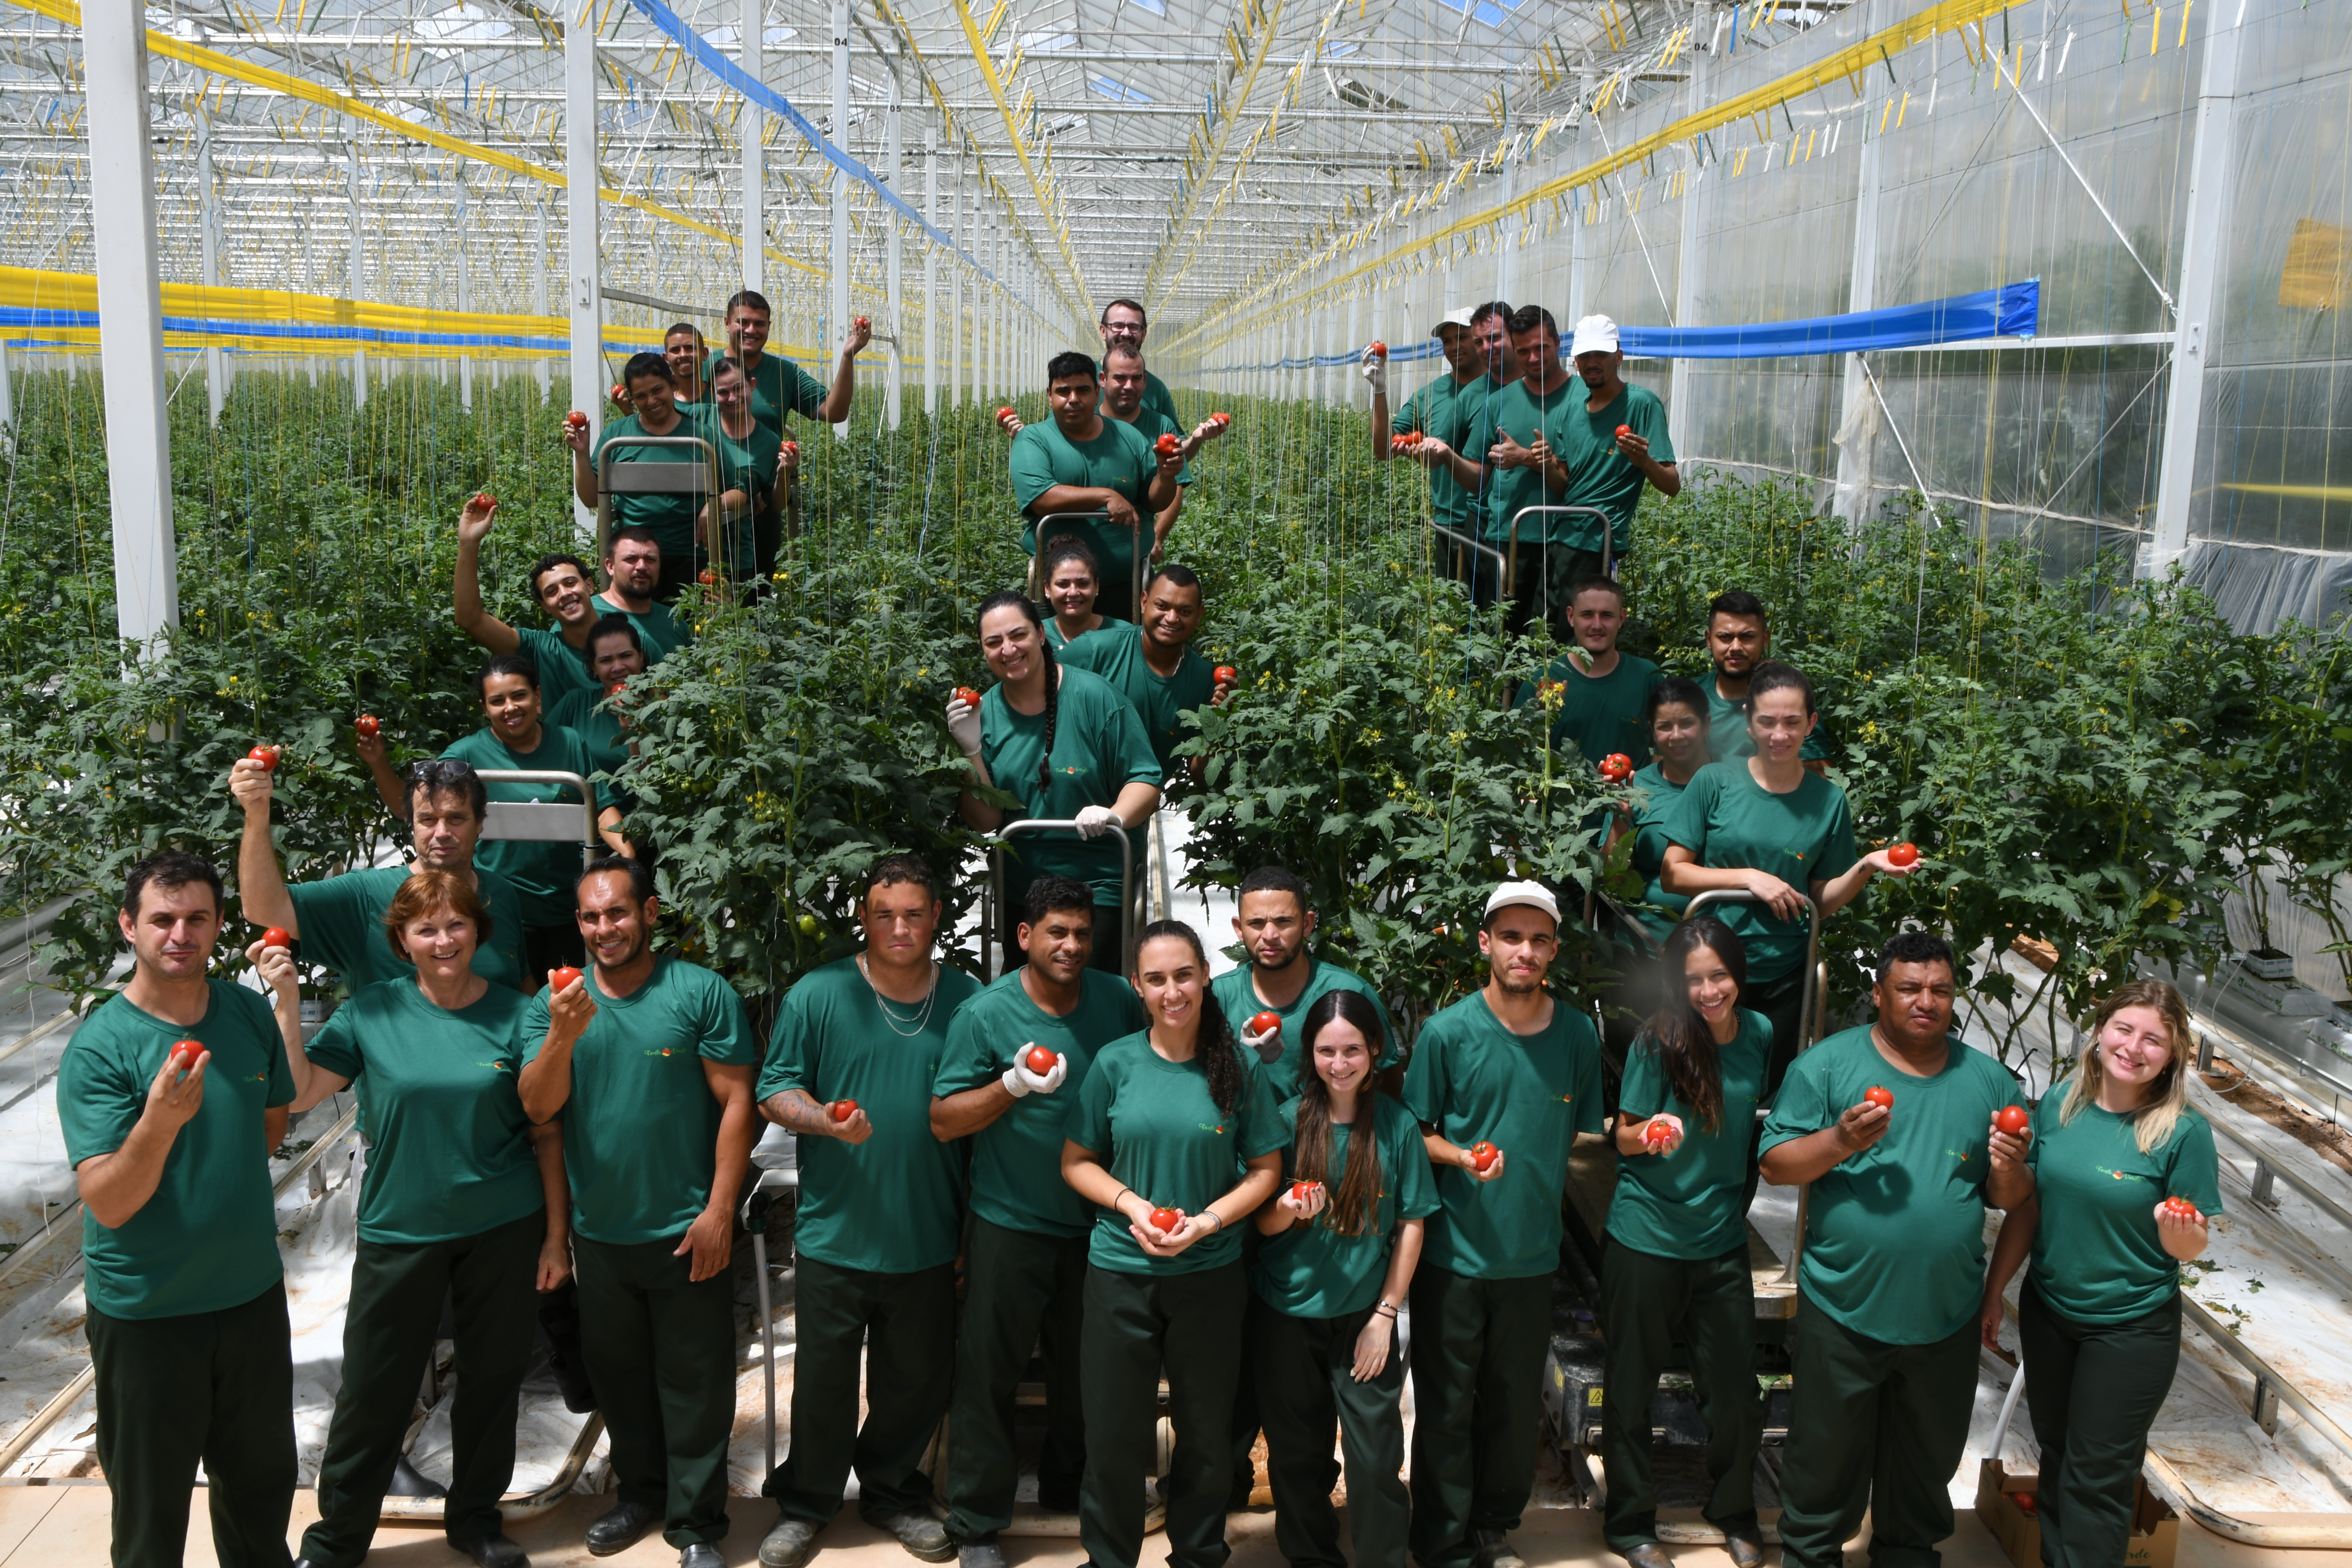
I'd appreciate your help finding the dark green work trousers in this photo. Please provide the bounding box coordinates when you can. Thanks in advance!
[86,1279,295,1568]
[1079,1262,1246,1568]
[1775,1298,1979,1568]
[1254,1294,1410,1568]
[1226,1223,1266,1509]
[2018,1282,2182,1568]
[768,1254,957,1525]
[300,1211,544,1567]
[575,1234,736,1549]
[1746,966,1809,1103]
[1598,1239,1762,1551]
[1406,1266,1553,1568]
[944,1219,1089,1540]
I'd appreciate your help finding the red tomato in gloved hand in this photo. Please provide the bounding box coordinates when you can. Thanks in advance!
[1865,1086,1895,1110]
[549,966,583,993]
[954,686,982,708]
[1249,1011,1282,1038]
[1025,1046,1059,1075]
[1470,1141,1500,1172]
[1888,841,1920,867]
[1997,1105,2030,1136]
[1149,1207,1181,1233]
[831,1099,859,1123]
[1369,341,1387,358]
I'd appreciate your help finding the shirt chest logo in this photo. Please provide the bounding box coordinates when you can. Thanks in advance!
[2097,1165,2148,1183]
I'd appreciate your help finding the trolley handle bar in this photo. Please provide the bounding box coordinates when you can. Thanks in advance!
[983,819,1137,977]
[1031,508,1146,610]
[473,769,600,855]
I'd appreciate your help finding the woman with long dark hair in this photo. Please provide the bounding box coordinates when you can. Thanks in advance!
[952,590,1162,972]
[1062,920,1284,1568]
[1252,989,1436,1568]
[1601,916,1772,1568]
[1979,980,2219,1568]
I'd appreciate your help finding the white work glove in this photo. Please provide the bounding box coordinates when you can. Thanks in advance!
[1242,1018,1284,1064]
[946,696,983,756]
[1001,1046,1068,1099]
[1074,804,1123,839]
[1359,346,1388,395]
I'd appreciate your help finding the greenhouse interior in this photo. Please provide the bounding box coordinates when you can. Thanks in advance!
[3,0,2352,1561]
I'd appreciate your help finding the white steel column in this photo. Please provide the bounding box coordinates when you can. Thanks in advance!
[83,0,177,644]
[923,129,937,415]
[0,340,13,447]
[456,177,473,410]
[347,142,366,408]
[534,201,551,395]
[1831,0,1885,521]
[1667,36,1708,451]
[884,79,903,427]
[197,117,224,424]
[566,0,602,533]
[741,0,764,296]
[829,0,850,439]
[2150,0,2243,574]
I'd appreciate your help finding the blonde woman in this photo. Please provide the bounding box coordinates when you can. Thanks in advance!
[1979,980,2220,1568]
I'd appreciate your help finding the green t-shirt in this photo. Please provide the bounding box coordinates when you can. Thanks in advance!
[520,957,756,1245]
[760,957,983,1274]
[305,979,542,1245]
[1626,763,1693,940]
[1759,1025,2023,1344]
[1608,1009,1773,1259]
[1208,960,1400,1102]
[515,626,598,711]
[1008,416,1160,600]
[59,982,295,1320]
[1400,991,1606,1279]
[978,666,1162,909]
[1704,676,1830,763]
[593,413,710,564]
[1067,1031,1287,1275]
[1253,1095,1441,1319]
[1045,614,1128,651]
[1393,372,1486,538]
[284,863,525,994]
[440,725,613,927]
[715,348,828,439]
[590,593,692,665]
[705,415,784,577]
[1059,623,1216,782]
[546,686,631,796]
[1518,652,1661,769]
[2025,1097,2223,1325]
[932,970,1147,1239]
[1661,761,1857,983]
[1474,377,1668,550]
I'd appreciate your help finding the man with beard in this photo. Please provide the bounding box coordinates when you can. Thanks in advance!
[1100,343,1224,561]
[1402,882,1605,1568]
[1007,353,1183,622]
[1097,298,1180,427]
[1699,590,1828,770]
[1058,564,1235,784]
[590,525,691,663]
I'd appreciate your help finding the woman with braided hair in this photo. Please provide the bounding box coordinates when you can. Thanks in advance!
[954,590,1162,972]
[1062,919,1285,1568]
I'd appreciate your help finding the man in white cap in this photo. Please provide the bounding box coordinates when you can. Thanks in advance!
[1364,308,1489,582]
[1401,880,1604,1568]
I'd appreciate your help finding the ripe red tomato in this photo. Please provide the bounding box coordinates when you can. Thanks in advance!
[2161,1196,2201,1221]
[953,686,982,708]
[355,714,380,738]
[1291,1180,1318,1201]
[1643,1118,1672,1146]
[830,1099,859,1123]
[1025,1045,1059,1075]
[855,315,870,329]
[1148,1206,1181,1233]
[248,745,281,771]
[1470,1140,1499,1172]
[1395,430,1421,447]
[996,406,1016,423]
[1864,1086,1895,1110]
[1214,665,1240,685]
[1249,1010,1283,1038]
[549,966,583,993]
[1156,432,1181,457]
[610,382,626,403]
[699,569,719,585]
[1615,423,1632,438]
[1210,411,1230,425]
[1888,841,1920,867]
[170,1039,203,1071]
[1369,340,1388,358]
[473,491,496,510]
[260,927,292,950]
[782,440,800,458]
[565,411,590,431]
[1997,1105,2029,1136]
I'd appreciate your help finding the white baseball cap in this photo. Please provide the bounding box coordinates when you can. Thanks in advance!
[1569,313,1621,357]
[1431,306,1477,338]
[1484,880,1561,925]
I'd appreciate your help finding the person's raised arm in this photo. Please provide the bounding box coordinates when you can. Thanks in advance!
[354,725,411,818]
[676,1061,756,1282]
[1759,1098,1889,1186]
[1143,448,1182,514]
[948,694,1002,832]
[1615,427,1680,498]
[1813,847,1914,918]
[1365,350,1394,461]
[517,979,596,1123]
[253,936,339,1112]
[932,1078,1021,1142]
[819,318,872,422]
[565,417,599,510]
[597,806,631,859]
[453,495,521,655]
[1986,1111,2035,1212]
[76,1053,208,1229]
[229,759,296,934]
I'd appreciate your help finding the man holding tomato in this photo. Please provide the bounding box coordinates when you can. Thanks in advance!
[1364,307,1489,583]
[517,857,759,1566]
[1059,564,1235,784]
[1009,353,1184,622]
[1758,931,2034,1568]
[61,852,302,1567]
[565,353,712,603]
[708,288,868,441]
[451,492,601,706]
[1400,882,1605,1568]
[591,524,693,662]
[929,876,1147,1567]
[233,753,528,994]
[1101,343,1224,561]
[755,856,983,1568]
[1515,576,1661,771]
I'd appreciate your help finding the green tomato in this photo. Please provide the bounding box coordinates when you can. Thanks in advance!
[797,913,820,935]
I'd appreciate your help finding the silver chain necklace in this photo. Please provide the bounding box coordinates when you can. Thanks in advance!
[859,954,941,1037]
